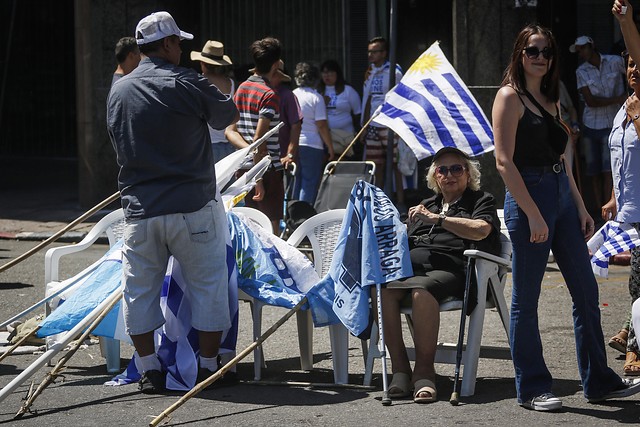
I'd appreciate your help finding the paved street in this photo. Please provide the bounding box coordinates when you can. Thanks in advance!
[1,237,639,426]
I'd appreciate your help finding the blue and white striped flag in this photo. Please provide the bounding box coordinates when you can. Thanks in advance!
[306,181,413,338]
[373,41,494,160]
[587,221,640,278]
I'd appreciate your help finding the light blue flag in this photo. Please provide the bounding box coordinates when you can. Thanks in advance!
[587,221,640,278]
[373,41,494,160]
[307,181,413,338]
[37,241,125,339]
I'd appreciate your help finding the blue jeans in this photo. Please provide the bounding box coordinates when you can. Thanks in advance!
[293,146,325,205]
[581,126,611,176]
[505,170,622,403]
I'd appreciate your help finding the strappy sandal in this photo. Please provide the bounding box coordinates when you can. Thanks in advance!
[624,351,640,376]
[608,329,629,354]
[388,372,411,398]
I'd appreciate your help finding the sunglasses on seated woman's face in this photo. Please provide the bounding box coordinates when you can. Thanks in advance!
[523,46,553,60]
[435,164,466,177]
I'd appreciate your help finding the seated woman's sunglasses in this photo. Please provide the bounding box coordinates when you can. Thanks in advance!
[436,164,466,177]
[523,46,553,60]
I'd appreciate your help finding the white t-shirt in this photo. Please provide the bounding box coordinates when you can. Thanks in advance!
[293,86,327,150]
[209,78,235,143]
[323,85,362,132]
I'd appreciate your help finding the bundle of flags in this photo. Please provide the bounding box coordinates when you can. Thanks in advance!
[587,220,640,278]
[306,180,413,338]
[373,41,494,160]
[227,211,319,308]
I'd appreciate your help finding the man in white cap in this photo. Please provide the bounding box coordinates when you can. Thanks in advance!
[107,11,239,394]
[571,35,626,211]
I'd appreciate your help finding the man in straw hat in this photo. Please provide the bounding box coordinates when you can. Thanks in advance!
[191,40,242,162]
[226,37,286,231]
[107,11,239,394]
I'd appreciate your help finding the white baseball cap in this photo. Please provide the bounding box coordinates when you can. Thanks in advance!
[135,11,193,45]
[569,36,594,53]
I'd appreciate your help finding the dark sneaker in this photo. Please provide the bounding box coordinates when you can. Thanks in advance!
[520,393,562,411]
[138,369,166,394]
[588,378,640,403]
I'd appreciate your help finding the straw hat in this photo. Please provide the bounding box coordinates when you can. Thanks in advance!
[190,40,232,66]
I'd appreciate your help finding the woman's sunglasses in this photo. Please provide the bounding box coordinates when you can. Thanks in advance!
[436,164,466,177]
[523,46,553,60]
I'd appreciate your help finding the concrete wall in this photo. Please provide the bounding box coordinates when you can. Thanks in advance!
[453,0,537,206]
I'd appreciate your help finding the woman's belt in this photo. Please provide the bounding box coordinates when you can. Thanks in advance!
[519,161,565,174]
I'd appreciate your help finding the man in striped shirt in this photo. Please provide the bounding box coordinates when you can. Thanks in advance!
[226,37,284,231]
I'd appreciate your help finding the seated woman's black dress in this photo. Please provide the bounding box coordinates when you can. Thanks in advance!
[387,188,501,311]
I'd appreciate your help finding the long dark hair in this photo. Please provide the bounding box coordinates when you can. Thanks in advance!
[318,59,346,95]
[501,24,559,102]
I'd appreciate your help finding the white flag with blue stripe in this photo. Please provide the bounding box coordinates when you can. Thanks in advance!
[587,221,640,278]
[373,41,494,160]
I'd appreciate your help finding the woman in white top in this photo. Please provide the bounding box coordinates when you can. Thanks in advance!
[318,60,361,157]
[292,62,334,204]
[191,40,239,163]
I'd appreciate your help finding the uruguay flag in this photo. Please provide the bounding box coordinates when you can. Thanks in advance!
[587,221,640,278]
[373,41,494,160]
[306,181,413,338]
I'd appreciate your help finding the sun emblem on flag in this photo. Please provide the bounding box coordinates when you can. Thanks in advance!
[407,53,441,75]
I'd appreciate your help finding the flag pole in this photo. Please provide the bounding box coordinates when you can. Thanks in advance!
[384,0,399,198]
[330,112,379,174]
[0,327,39,364]
[149,297,308,427]
[0,191,120,274]
[0,287,122,404]
[14,292,123,419]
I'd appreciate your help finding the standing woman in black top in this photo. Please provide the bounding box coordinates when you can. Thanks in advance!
[492,24,640,411]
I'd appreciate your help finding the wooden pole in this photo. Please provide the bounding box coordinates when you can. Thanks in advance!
[14,292,123,419]
[0,327,39,364]
[330,113,379,172]
[0,287,122,404]
[149,297,308,427]
[0,191,120,274]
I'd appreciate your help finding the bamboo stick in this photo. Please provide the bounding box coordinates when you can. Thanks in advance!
[0,327,39,364]
[14,292,123,418]
[0,287,122,404]
[149,297,308,427]
[330,113,379,171]
[0,191,120,274]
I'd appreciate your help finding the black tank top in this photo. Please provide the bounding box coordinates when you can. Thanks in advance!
[513,93,567,168]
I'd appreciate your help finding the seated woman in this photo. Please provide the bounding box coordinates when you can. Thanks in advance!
[382,147,501,403]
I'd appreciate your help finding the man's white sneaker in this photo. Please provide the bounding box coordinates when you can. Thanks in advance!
[520,393,562,411]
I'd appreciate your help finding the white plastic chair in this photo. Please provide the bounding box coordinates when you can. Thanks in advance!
[286,209,349,384]
[363,232,512,397]
[498,208,553,263]
[229,207,272,380]
[232,206,273,233]
[234,208,348,383]
[44,208,126,373]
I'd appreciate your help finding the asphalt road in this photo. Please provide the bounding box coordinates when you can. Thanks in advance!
[1,239,639,426]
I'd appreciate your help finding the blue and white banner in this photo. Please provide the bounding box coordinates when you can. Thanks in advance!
[228,211,319,308]
[307,181,413,338]
[373,41,494,160]
[587,220,640,278]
